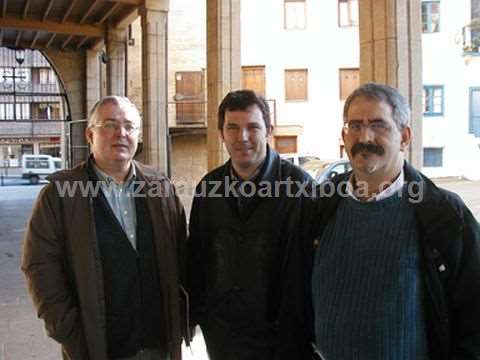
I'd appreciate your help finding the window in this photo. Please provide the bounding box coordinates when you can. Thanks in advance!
[285,69,308,101]
[422,1,440,33]
[339,68,360,100]
[242,66,266,97]
[174,71,205,124]
[423,86,444,116]
[0,103,29,120]
[284,0,306,30]
[35,103,60,120]
[470,87,480,137]
[338,0,359,27]
[275,136,297,153]
[39,68,55,84]
[423,148,443,167]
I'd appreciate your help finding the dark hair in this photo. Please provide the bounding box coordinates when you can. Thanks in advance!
[343,82,411,129]
[217,90,271,130]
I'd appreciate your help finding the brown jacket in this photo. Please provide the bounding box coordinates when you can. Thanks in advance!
[22,160,187,360]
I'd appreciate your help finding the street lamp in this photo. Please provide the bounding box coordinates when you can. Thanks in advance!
[15,49,25,65]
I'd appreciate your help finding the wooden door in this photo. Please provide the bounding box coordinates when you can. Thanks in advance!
[175,71,205,124]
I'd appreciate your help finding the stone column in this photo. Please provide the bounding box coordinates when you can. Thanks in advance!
[86,49,101,113]
[106,26,127,96]
[140,0,169,174]
[206,0,241,170]
[359,0,423,167]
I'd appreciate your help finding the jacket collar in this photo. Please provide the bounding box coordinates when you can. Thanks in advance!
[321,161,463,248]
[223,144,281,184]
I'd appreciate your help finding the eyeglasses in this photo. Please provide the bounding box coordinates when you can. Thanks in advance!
[93,121,139,135]
[343,120,392,135]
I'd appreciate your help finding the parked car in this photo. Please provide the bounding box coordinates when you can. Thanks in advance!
[314,159,352,183]
[22,154,62,184]
[280,153,321,167]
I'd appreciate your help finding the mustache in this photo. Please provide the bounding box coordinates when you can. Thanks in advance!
[351,142,385,157]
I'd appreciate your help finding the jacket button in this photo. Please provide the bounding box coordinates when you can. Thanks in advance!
[438,264,446,272]
[432,248,440,257]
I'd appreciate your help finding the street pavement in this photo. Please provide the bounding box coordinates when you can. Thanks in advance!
[0,178,478,360]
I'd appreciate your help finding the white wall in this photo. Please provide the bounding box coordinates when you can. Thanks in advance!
[241,0,359,159]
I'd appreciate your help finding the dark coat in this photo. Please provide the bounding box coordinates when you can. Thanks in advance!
[187,147,315,360]
[22,160,187,360]
[305,161,480,360]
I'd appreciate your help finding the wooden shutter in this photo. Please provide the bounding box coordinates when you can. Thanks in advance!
[242,66,266,96]
[285,69,308,101]
[339,68,359,100]
[274,135,297,153]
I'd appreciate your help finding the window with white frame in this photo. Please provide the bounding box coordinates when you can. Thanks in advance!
[423,85,444,116]
[338,0,358,27]
[284,0,306,30]
[422,1,440,33]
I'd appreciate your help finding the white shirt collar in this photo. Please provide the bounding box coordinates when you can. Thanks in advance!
[346,169,404,202]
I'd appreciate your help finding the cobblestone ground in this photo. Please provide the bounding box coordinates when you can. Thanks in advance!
[0,178,478,360]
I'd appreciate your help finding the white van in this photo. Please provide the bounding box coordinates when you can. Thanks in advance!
[22,154,62,184]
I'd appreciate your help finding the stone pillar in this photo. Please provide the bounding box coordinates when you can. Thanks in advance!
[140,0,169,174]
[359,0,423,168]
[206,0,241,170]
[106,26,127,96]
[86,50,101,113]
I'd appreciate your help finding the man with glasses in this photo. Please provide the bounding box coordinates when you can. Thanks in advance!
[309,83,480,359]
[22,96,187,360]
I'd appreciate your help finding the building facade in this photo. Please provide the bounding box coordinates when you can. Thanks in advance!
[151,0,480,180]
[0,48,66,167]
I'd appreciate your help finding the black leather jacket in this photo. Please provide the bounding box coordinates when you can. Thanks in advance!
[305,162,480,360]
[187,147,314,360]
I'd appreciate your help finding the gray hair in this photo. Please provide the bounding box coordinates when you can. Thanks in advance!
[87,96,141,128]
[343,83,411,129]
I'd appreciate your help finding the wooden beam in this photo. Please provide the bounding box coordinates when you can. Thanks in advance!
[0,16,104,37]
[62,0,77,23]
[22,0,30,19]
[2,0,7,18]
[106,0,142,5]
[77,36,88,49]
[80,0,100,24]
[45,33,56,48]
[114,6,138,28]
[0,29,3,46]
[97,2,120,24]
[61,34,72,49]
[30,31,39,47]
[15,30,21,47]
[90,37,103,51]
[43,0,54,21]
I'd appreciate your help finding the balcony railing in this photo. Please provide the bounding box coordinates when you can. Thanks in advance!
[167,98,277,127]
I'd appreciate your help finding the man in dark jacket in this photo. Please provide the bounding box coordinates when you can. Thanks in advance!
[309,83,480,360]
[22,96,187,360]
[187,90,314,359]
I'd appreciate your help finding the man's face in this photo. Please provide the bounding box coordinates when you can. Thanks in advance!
[342,96,411,179]
[221,105,272,174]
[85,102,140,167]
